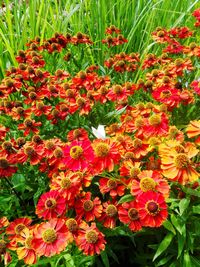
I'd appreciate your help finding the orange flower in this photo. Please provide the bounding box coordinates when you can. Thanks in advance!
[36,190,66,220]
[131,170,170,199]
[137,191,168,227]
[186,120,200,145]
[118,201,142,231]
[16,228,37,265]
[119,160,141,179]
[50,171,81,207]
[75,222,106,256]
[6,217,32,248]
[159,141,199,184]
[32,218,68,257]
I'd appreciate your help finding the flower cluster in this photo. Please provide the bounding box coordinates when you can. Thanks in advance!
[0,9,200,266]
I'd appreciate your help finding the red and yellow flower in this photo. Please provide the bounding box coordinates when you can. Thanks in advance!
[36,190,66,220]
[75,222,106,255]
[137,191,168,227]
[32,218,68,257]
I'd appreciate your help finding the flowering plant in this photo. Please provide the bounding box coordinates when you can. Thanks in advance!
[0,7,200,267]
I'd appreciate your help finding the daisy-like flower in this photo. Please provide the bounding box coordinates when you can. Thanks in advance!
[32,218,68,257]
[143,112,169,138]
[75,222,106,256]
[75,192,102,222]
[0,157,17,177]
[0,239,12,266]
[118,200,142,231]
[63,140,94,171]
[99,177,126,198]
[50,171,82,207]
[159,141,199,184]
[65,218,79,243]
[16,228,37,265]
[137,191,168,227]
[190,80,200,95]
[131,170,170,199]
[6,217,32,248]
[99,201,119,229]
[36,190,66,220]
[92,139,121,173]
[119,160,141,179]
[186,120,200,145]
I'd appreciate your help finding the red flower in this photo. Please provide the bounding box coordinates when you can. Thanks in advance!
[99,177,126,198]
[0,157,17,177]
[131,170,170,199]
[50,171,82,207]
[118,201,142,231]
[75,222,106,256]
[36,190,66,220]
[32,218,68,257]
[92,139,121,173]
[137,191,168,227]
[63,140,94,171]
[75,192,102,222]
[99,201,119,229]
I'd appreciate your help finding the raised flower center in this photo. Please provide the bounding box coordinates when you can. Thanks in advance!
[94,143,109,157]
[15,224,26,235]
[45,198,56,209]
[113,85,123,94]
[140,177,156,192]
[73,129,81,138]
[66,218,78,232]
[133,138,142,148]
[61,178,71,188]
[107,179,117,189]
[135,118,144,127]
[128,208,139,220]
[174,153,189,169]
[53,148,63,158]
[0,240,6,254]
[0,158,9,169]
[174,145,184,153]
[42,228,57,243]
[70,146,83,159]
[85,230,98,244]
[130,167,140,178]
[124,152,134,160]
[106,205,117,217]
[83,200,94,211]
[160,90,171,98]
[149,114,161,126]
[24,146,35,156]
[24,119,33,128]
[25,236,33,248]
[146,201,159,215]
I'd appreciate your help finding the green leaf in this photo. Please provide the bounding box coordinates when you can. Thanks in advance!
[171,214,182,234]
[101,251,110,267]
[156,255,173,266]
[179,198,190,215]
[177,233,185,258]
[191,256,200,267]
[117,194,134,204]
[182,187,200,198]
[192,206,200,214]
[183,251,192,267]
[153,233,174,261]
[163,220,176,235]
[11,174,25,192]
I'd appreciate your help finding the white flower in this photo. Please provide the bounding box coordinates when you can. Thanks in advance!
[91,125,106,139]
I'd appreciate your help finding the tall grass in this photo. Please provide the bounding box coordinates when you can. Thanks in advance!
[0,0,199,78]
